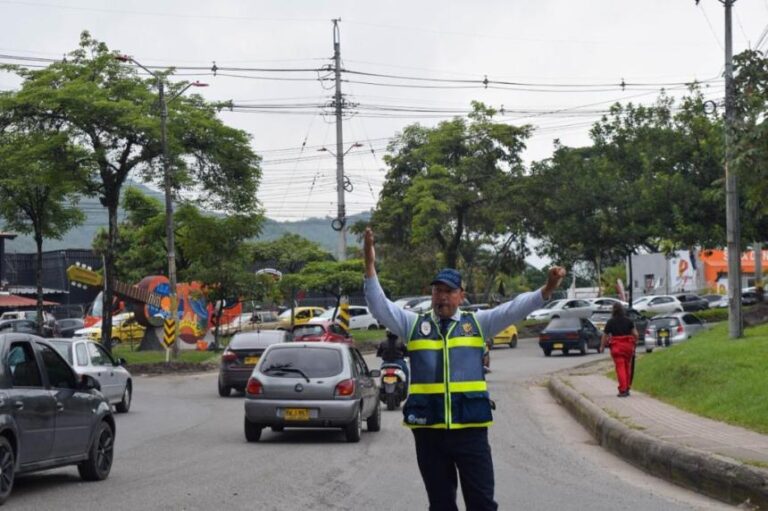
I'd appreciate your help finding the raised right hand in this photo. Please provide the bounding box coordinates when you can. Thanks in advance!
[364,227,376,276]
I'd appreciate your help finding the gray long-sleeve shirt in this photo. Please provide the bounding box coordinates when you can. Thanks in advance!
[364,276,546,342]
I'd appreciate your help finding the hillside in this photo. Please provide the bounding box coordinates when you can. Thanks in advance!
[2,182,371,255]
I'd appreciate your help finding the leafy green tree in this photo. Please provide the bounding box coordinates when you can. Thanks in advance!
[0,127,88,334]
[367,102,531,292]
[1,32,261,349]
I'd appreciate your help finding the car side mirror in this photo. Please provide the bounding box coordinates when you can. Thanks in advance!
[369,369,381,378]
[115,357,127,367]
[79,374,101,391]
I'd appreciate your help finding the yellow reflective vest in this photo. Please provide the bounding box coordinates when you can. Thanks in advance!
[403,311,492,429]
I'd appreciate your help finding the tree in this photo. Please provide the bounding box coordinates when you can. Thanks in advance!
[1,32,261,352]
[367,102,532,294]
[0,127,88,334]
[280,259,370,314]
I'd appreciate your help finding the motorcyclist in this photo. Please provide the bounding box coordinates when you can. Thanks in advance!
[376,330,409,388]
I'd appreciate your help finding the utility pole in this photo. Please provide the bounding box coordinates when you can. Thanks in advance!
[722,0,743,337]
[332,18,347,261]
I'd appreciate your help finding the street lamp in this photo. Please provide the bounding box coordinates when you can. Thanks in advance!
[115,54,208,357]
[318,142,363,259]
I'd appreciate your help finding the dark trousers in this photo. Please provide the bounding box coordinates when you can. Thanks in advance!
[412,428,497,511]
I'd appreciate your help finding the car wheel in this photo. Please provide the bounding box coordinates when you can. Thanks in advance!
[218,377,231,397]
[646,348,653,353]
[543,348,552,357]
[78,421,114,481]
[368,324,378,330]
[366,400,381,432]
[0,436,15,505]
[244,417,263,442]
[509,335,518,349]
[115,383,132,413]
[344,407,362,443]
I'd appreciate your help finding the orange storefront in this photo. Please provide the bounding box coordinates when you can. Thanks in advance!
[700,249,768,291]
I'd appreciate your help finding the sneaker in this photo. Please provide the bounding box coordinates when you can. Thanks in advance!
[617,391,630,397]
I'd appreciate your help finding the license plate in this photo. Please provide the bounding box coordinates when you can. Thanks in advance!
[383,376,397,384]
[283,408,310,421]
[244,356,259,365]
[553,343,563,349]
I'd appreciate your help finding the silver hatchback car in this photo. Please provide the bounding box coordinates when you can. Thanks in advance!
[644,312,707,352]
[49,338,133,413]
[243,342,381,443]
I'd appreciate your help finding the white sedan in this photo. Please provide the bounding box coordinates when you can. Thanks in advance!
[309,305,381,330]
[526,298,595,321]
[589,297,629,312]
[631,295,684,315]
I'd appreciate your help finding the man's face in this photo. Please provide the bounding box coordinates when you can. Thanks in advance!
[431,283,465,319]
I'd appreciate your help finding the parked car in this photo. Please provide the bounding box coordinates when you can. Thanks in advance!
[276,306,327,330]
[55,318,85,338]
[0,319,39,336]
[292,321,353,345]
[0,333,115,505]
[631,295,683,315]
[393,295,430,310]
[218,329,291,397]
[49,337,133,413]
[74,312,145,346]
[309,305,380,330]
[742,290,760,306]
[462,304,518,348]
[589,310,612,332]
[243,342,381,442]
[526,298,594,321]
[590,308,649,344]
[589,297,629,312]
[701,294,728,308]
[674,293,710,312]
[538,317,602,356]
[643,312,707,352]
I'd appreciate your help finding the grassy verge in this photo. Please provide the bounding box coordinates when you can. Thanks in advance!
[112,344,217,365]
[632,322,768,434]
[351,328,387,352]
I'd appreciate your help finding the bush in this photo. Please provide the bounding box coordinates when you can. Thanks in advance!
[695,308,729,323]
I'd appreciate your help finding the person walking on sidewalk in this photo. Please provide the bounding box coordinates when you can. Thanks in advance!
[363,227,565,511]
[599,303,639,397]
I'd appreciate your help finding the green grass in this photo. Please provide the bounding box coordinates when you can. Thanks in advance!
[351,328,387,352]
[112,344,217,365]
[632,322,768,434]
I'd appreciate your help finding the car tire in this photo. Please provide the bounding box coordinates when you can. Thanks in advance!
[78,421,114,481]
[344,408,362,443]
[115,383,132,413]
[509,335,518,349]
[244,417,263,442]
[543,348,552,357]
[646,348,653,353]
[368,324,378,330]
[218,377,231,397]
[366,400,381,432]
[0,436,15,505]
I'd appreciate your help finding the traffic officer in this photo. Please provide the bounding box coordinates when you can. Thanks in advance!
[363,227,565,511]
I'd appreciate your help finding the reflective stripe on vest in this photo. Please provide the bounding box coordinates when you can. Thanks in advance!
[403,311,493,429]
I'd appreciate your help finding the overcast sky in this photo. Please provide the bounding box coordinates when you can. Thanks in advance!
[1,0,767,230]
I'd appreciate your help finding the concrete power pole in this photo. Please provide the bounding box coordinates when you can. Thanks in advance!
[333,19,347,261]
[722,0,743,337]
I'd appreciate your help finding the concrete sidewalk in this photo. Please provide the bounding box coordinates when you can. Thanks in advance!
[548,360,768,510]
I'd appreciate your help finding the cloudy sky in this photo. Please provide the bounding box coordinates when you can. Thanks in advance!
[1,0,767,226]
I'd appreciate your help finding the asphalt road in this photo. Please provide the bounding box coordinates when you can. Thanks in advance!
[8,339,734,510]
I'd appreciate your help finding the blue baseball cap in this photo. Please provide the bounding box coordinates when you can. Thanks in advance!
[431,268,463,290]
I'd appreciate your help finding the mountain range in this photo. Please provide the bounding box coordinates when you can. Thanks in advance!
[2,182,372,255]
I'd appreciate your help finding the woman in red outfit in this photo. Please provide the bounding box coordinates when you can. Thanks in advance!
[599,303,639,397]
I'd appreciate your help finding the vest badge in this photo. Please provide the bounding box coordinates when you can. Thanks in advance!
[462,321,473,334]
[420,321,432,336]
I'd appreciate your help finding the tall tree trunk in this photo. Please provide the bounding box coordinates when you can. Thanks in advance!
[35,232,44,336]
[101,200,118,354]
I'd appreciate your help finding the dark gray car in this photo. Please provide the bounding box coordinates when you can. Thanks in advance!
[218,329,291,396]
[243,342,381,442]
[0,333,115,505]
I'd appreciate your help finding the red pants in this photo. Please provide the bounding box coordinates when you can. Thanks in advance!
[609,336,636,393]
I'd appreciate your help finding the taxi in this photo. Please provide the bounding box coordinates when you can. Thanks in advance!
[276,306,327,330]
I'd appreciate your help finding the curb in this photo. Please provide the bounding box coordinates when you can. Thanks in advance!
[548,376,768,509]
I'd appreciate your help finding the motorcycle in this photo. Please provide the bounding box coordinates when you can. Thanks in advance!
[379,362,408,411]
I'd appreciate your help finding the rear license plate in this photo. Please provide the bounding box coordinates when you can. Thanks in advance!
[283,408,310,421]
[244,356,259,365]
[553,343,564,349]
[383,376,397,384]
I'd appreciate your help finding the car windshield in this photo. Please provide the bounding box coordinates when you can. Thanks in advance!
[50,341,73,364]
[543,300,564,310]
[260,347,343,378]
[293,325,325,337]
[650,318,679,329]
[315,308,336,320]
[632,297,650,305]
[547,317,580,329]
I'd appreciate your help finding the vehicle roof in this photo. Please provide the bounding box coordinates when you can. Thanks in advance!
[230,330,288,348]
[268,341,349,351]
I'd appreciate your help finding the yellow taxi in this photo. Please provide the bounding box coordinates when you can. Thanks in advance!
[276,306,327,330]
[462,304,519,348]
[81,312,146,346]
